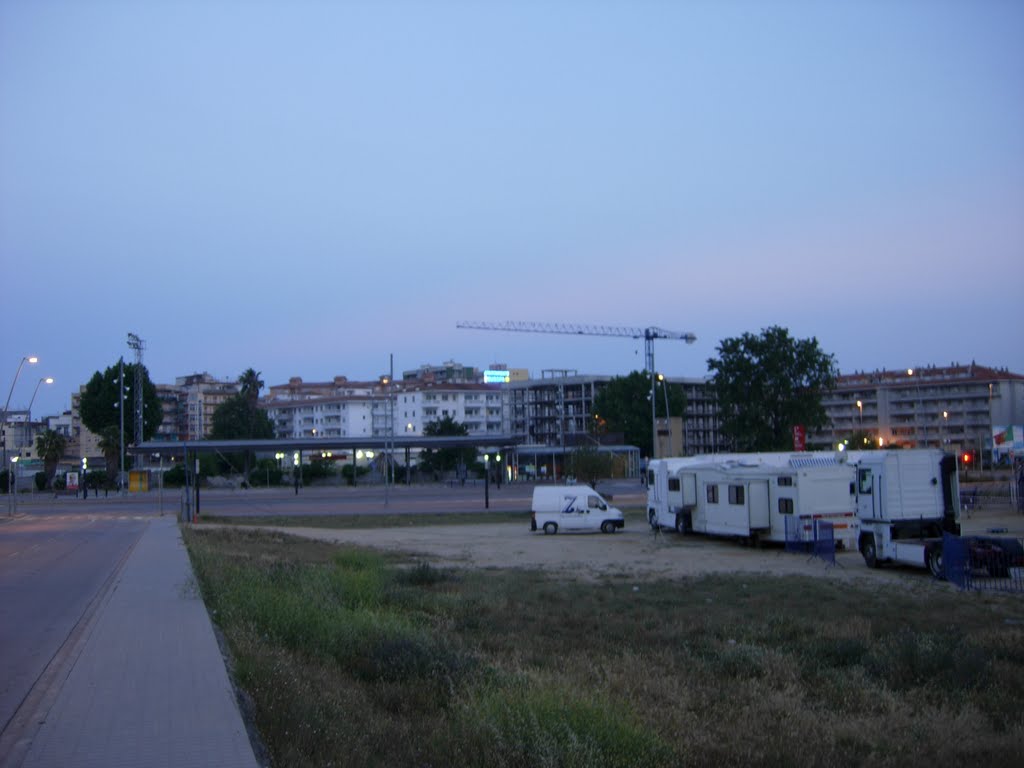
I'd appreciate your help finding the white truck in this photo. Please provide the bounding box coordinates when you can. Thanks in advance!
[851,448,961,577]
[531,485,625,534]
[646,452,859,550]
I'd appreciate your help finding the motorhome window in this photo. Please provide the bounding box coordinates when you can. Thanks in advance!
[777,476,794,487]
[778,498,794,515]
[858,469,873,494]
[706,484,719,504]
[588,495,605,510]
[728,485,745,505]
[668,478,681,492]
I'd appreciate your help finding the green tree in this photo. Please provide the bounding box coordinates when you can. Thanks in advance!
[568,446,613,486]
[210,391,275,479]
[708,326,838,452]
[79,361,163,444]
[419,415,477,476]
[35,429,67,488]
[592,370,687,456]
[210,394,275,441]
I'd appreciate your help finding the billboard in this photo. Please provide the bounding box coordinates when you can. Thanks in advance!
[993,425,1024,457]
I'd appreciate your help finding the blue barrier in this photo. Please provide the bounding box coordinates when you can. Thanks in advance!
[785,516,835,566]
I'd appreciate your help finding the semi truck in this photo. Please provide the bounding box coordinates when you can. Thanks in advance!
[850,448,961,577]
[646,452,860,550]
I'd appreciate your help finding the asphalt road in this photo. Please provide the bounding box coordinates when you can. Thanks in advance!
[0,510,150,739]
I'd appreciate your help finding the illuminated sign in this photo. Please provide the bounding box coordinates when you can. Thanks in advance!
[483,370,510,384]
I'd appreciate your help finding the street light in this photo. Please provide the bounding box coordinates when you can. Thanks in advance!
[28,377,54,421]
[8,456,19,516]
[3,356,38,468]
[856,400,863,428]
[656,373,671,457]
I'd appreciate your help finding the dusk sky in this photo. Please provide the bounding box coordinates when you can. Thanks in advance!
[2,0,1022,420]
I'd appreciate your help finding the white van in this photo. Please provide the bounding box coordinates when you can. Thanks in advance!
[531,485,625,534]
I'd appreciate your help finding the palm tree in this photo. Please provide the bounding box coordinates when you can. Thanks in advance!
[35,429,67,488]
[238,368,264,406]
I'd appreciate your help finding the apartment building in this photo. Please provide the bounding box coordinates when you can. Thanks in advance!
[262,377,509,440]
[812,363,1024,460]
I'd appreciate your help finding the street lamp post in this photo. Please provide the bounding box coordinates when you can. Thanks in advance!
[656,373,671,457]
[483,453,490,509]
[3,355,38,469]
[28,377,54,422]
[9,457,18,516]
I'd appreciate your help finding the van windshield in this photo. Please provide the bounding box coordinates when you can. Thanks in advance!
[588,495,606,511]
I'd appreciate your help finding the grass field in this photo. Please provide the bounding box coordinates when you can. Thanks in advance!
[183,526,1024,767]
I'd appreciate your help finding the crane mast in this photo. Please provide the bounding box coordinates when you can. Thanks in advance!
[456,320,697,458]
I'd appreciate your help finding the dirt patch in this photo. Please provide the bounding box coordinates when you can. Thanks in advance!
[260,523,901,585]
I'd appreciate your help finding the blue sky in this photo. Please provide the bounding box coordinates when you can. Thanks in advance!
[2,0,1022,419]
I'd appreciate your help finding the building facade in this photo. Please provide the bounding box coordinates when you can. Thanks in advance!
[812,363,1024,461]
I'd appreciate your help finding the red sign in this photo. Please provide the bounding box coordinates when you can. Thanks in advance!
[792,425,806,452]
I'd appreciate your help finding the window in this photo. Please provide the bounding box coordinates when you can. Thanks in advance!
[588,495,606,511]
[778,498,794,515]
[706,484,719,504]
[778,476,794,487]
[728,485,744,505]
[858,469,873,494]
[647,470,655,486]
[668,478,680,492]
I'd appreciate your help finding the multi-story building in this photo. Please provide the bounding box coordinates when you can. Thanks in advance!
[174,373,241,440]
[263,376,510,440]
[811,363,1024,461]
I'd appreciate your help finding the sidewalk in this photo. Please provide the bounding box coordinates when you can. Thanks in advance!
[13,516,259,768]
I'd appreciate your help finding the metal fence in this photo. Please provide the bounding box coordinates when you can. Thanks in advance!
[943,532,1024,592]
[785,516,836,566]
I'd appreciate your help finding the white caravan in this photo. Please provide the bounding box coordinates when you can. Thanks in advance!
[531,485,625,535]
[647,452,859,550]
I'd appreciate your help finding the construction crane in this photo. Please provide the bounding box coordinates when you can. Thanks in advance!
[456,321,697,457]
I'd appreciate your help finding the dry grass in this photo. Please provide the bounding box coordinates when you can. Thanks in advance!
[184,527,1024,768]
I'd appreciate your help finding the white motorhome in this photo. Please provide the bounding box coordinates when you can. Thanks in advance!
[647,452,859,550]
[531,485,625,534]
[850,449,960,577]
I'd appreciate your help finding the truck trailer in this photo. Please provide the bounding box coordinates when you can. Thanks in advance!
[646,452,860,550]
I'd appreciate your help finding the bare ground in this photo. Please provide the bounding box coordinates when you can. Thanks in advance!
[246,504,1024,589]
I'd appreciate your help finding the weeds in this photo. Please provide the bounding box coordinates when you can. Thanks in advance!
[184,527,1024,768]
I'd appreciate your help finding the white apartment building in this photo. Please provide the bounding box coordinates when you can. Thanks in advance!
[262,377,509,440]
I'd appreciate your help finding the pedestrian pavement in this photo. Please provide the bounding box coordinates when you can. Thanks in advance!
[8,516,259,768]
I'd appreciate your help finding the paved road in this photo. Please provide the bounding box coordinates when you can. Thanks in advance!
[0,511,150,739]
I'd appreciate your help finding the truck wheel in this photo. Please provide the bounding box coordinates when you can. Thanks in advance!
[927,545,945,580]
[860,535,879,569]
[601,520,616,534]
[543,522,558,535]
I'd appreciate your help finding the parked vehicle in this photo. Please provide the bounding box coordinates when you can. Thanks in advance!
[646,453,859,550]
[531,485,624,534]
[852,449,961,578]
